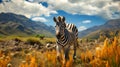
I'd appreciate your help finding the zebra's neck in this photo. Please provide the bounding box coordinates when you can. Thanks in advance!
[57,29,68,46]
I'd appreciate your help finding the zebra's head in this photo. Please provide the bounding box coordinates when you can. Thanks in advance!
[53,16,66,38]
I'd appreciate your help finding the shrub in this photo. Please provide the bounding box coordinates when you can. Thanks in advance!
[26,38,43,46]
[36,34,45,40]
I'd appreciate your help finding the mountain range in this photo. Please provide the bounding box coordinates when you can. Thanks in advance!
[78,19,120,39]
[0,12,120,38]
[0,13,55,37]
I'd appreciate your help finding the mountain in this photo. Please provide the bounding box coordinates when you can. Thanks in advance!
[0,12,55,36]
[78,19,120,39]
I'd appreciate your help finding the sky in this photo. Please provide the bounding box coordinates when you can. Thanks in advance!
[0,0,120,31]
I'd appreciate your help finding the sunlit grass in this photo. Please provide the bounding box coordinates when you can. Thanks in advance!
[0,50,11,67]
[0,36,120,67]
[80,37,120,67]
[0,36,56,45]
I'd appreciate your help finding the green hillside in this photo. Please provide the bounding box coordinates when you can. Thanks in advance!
[0,13,55,37]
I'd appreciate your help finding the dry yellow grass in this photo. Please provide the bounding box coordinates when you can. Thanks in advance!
[18,49,74,67]
[0,50,11,67]
[80,37,120,67]
[0,37,120,67]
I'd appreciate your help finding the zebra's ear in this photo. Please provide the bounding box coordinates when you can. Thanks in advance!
[53,17,57,23]
[62,16,65,22]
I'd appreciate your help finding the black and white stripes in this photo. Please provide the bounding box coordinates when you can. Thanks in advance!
[66,23,78,39]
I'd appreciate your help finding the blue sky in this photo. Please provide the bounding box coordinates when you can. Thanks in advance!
[44,10,107,29]
[0,0,120,31]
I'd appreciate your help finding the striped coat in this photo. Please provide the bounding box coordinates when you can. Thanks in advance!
[57,23,78,47]
[53,16,78,64]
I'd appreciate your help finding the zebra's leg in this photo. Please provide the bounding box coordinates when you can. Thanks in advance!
[56,45,61,61]
[73,42,77,60]
[65,48,70,60]
[63,46,70,64]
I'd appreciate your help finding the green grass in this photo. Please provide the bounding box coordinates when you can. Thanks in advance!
[0,35,56,46]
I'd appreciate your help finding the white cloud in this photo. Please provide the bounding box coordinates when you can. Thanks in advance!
[0,0,120,19]
[82,20,91,24]
[78,26,87,31]
[32,17,47,22]
[42,0,120,19]
[0,0,57,18]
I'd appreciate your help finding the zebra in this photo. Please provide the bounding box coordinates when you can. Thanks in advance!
[53,16,78,64]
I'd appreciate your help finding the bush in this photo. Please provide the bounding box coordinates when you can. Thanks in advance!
[26,38,43,46]
[36,34,45,40]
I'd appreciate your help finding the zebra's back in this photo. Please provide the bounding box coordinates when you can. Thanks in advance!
[66,23,78,39]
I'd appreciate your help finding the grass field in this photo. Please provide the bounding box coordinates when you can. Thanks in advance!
[0,36,120,67]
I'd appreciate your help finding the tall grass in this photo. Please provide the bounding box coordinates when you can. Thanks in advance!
[18,49,74,67]
[0,50,11,67]
[80,37,120,67]
[0,37,120,67]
